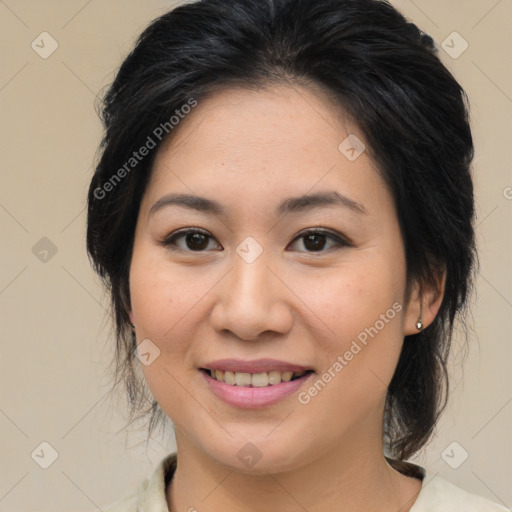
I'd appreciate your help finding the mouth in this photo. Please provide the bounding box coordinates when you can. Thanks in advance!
[199,359,315,409]
[200,368,313,388]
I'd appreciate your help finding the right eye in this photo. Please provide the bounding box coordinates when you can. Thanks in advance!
[160,228,223,252]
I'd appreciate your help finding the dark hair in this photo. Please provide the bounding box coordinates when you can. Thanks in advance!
[86,0,476,465]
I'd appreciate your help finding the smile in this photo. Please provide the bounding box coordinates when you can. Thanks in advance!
[199,360,315,409]
[203,368,310,387]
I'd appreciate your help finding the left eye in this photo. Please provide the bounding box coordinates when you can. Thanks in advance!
[287,229,349,252]
[160,228,349,253]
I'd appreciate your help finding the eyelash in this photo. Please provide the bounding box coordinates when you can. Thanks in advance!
[159,227,351,253]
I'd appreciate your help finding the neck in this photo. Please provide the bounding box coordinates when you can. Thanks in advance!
[166,425,422,512]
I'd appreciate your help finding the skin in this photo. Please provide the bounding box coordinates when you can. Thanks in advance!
[128,84,445,512]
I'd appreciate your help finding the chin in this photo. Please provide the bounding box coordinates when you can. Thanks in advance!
[197,431,314,475]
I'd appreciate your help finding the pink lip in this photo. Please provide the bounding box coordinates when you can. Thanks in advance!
[201,369,314,409]
[202,358,312,373]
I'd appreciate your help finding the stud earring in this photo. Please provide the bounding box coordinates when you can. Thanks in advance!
[416,304,423,331]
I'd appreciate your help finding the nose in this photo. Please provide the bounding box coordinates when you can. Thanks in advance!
[209,249,294,341]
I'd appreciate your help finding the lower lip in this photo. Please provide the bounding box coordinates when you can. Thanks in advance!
[201,370,314,409]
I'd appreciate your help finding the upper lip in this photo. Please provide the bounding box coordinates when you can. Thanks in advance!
[202,359,312,374]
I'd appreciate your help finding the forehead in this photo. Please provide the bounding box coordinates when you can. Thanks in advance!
[143,85,389,219]
[157,84,352,163]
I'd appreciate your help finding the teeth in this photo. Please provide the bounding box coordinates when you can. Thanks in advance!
[235,372,252,386]
[207,369,308,387]
[223,370,235,385]
[268,370,281,385]
[281,371,293,382]
[251,372,268,387]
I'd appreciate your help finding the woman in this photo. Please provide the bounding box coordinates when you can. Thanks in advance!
[86,0,509,510]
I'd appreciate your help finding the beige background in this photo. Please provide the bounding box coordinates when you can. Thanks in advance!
[0,1,510,510]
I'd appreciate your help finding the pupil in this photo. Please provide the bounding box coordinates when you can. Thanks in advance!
[305,234,326,251]
[188,233,208,250]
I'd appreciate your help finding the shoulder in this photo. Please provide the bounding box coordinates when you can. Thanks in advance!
[101,452,178,512]
[411,473,510,512]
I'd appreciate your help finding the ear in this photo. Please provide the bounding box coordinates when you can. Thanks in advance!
[403,269,446,335]
[129,310,135,325]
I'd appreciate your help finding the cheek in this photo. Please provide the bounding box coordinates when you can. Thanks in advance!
[292,256,405,408]
[130,254,205,410]
[290,258,403,349]
[129,247,204,364]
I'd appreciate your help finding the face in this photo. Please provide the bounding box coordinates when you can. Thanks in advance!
[129,84,421,473]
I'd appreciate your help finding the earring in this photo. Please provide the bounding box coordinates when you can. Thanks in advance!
[416,304,423,331]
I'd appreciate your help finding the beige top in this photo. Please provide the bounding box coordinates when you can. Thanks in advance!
[103,453,509,512]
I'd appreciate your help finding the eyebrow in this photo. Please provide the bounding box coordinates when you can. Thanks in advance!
[148,190,367,218]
